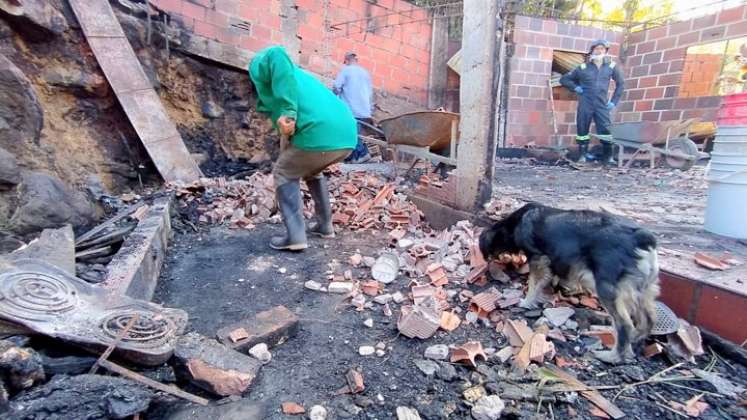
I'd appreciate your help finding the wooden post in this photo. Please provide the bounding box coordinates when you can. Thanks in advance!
[455,0,501,211]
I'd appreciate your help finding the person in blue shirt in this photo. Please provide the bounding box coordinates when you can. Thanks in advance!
[334,52,374,164]
[560,39,625,164]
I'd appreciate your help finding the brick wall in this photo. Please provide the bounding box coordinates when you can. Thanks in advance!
[617,4,747,123]
[678,53,724,97]
[506,15,624,147]
[149,0,432,105]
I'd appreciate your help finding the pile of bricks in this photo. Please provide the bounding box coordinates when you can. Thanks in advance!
[329,171,423,232]
[414,173,457,207]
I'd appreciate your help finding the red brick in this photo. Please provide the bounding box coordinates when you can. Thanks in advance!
[655,36,677,50]
[573,38,587,52]
[548,35,562,48]
[181,1,206,20]
[216,306,300,351]
[239,35,266,52]
[542,20,558,33]
[727,20,747,37]
[650,62,669,75]
[694,285,747,344]
[631,65,649,77]
[627,89,645,100]
[664,86,678,97]
[676,31,699,47]
[654,98,673,110]
[249,23,271,41]
[641,111,660,121]
[717,5,745,24]
[645,87,665,99]
[205,9,229,26]
[153,0,181,13]
[701,26,726,42]
[658,73,680,86]
[621,111,642,122]
[635,40,655,55]
[669,60,685,72]
[194,20,218,39]
[673,97,697,109]
[619,101,634,112]
[642,51,662,65]
[667,20,692,36]
[639,76,657,88]
[634,100,653,111]
[214,0,238,14]
[662,48,685,62]
[645,25,667,40]
[626,55,642,67]
[693,13,716,29]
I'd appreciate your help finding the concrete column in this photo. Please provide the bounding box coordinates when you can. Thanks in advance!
[280,0,300,62]
[427,14,449,109]
[455,0,500,211]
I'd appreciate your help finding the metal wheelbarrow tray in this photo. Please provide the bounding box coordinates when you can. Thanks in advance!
[378,111,460,152]
[591,119,710,171]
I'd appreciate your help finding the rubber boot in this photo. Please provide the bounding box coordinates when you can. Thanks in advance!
[601,142,617,166]
[577,142,590,163]
[307,176,335,239]
[270,181,308,251]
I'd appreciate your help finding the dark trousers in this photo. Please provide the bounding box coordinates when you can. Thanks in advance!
[575,99,613,145]
[346,118,372,161]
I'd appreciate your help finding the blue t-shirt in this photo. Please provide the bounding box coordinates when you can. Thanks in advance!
[334,64,373,119]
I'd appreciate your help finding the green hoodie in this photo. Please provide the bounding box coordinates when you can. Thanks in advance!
[249,46,357,151]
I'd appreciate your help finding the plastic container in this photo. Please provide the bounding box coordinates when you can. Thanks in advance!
[704,125,747,239]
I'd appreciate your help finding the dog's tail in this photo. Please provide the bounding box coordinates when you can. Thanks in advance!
[631,230,660,340]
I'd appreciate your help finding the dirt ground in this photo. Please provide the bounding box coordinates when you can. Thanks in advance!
[152,218,747,419]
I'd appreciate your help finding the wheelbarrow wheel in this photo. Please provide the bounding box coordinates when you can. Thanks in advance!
[665,137,698,171]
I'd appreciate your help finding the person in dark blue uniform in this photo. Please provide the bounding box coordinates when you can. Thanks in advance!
[560,39,625,164]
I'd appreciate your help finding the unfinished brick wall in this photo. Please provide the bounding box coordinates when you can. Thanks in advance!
[506,15,623,147]
[149,0,432,105]
[616,4,747,123]
[678,53,724,97]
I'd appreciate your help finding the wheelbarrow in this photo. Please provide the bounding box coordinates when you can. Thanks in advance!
[590,118,710,171]
[357,110,460,172]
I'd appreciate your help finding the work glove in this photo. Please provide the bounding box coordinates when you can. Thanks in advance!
[277,115,296,136]
[606,101,615,110]
[574,86,583,94]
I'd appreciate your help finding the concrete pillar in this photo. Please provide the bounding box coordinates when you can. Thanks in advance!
[280,0,300,62]
[427,14,450,109]
[455,0,500,211]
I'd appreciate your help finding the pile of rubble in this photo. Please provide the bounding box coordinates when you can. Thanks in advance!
[298,214,747,419]
[171,167,425,233]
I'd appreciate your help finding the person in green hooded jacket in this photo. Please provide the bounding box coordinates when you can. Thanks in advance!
[249,46,357,251]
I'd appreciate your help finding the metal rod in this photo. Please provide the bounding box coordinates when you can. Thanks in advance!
[98,359,210,406]
[90,313,140,374]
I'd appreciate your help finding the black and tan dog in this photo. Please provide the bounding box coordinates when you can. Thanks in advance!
[479,203,660,364]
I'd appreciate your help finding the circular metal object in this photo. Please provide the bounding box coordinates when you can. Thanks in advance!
[665,137,699,171]
[100,310,176,348]
[651,300,680,335]
[0,271,78,321]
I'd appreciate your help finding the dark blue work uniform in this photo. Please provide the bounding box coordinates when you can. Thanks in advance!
[560,57,625,144]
